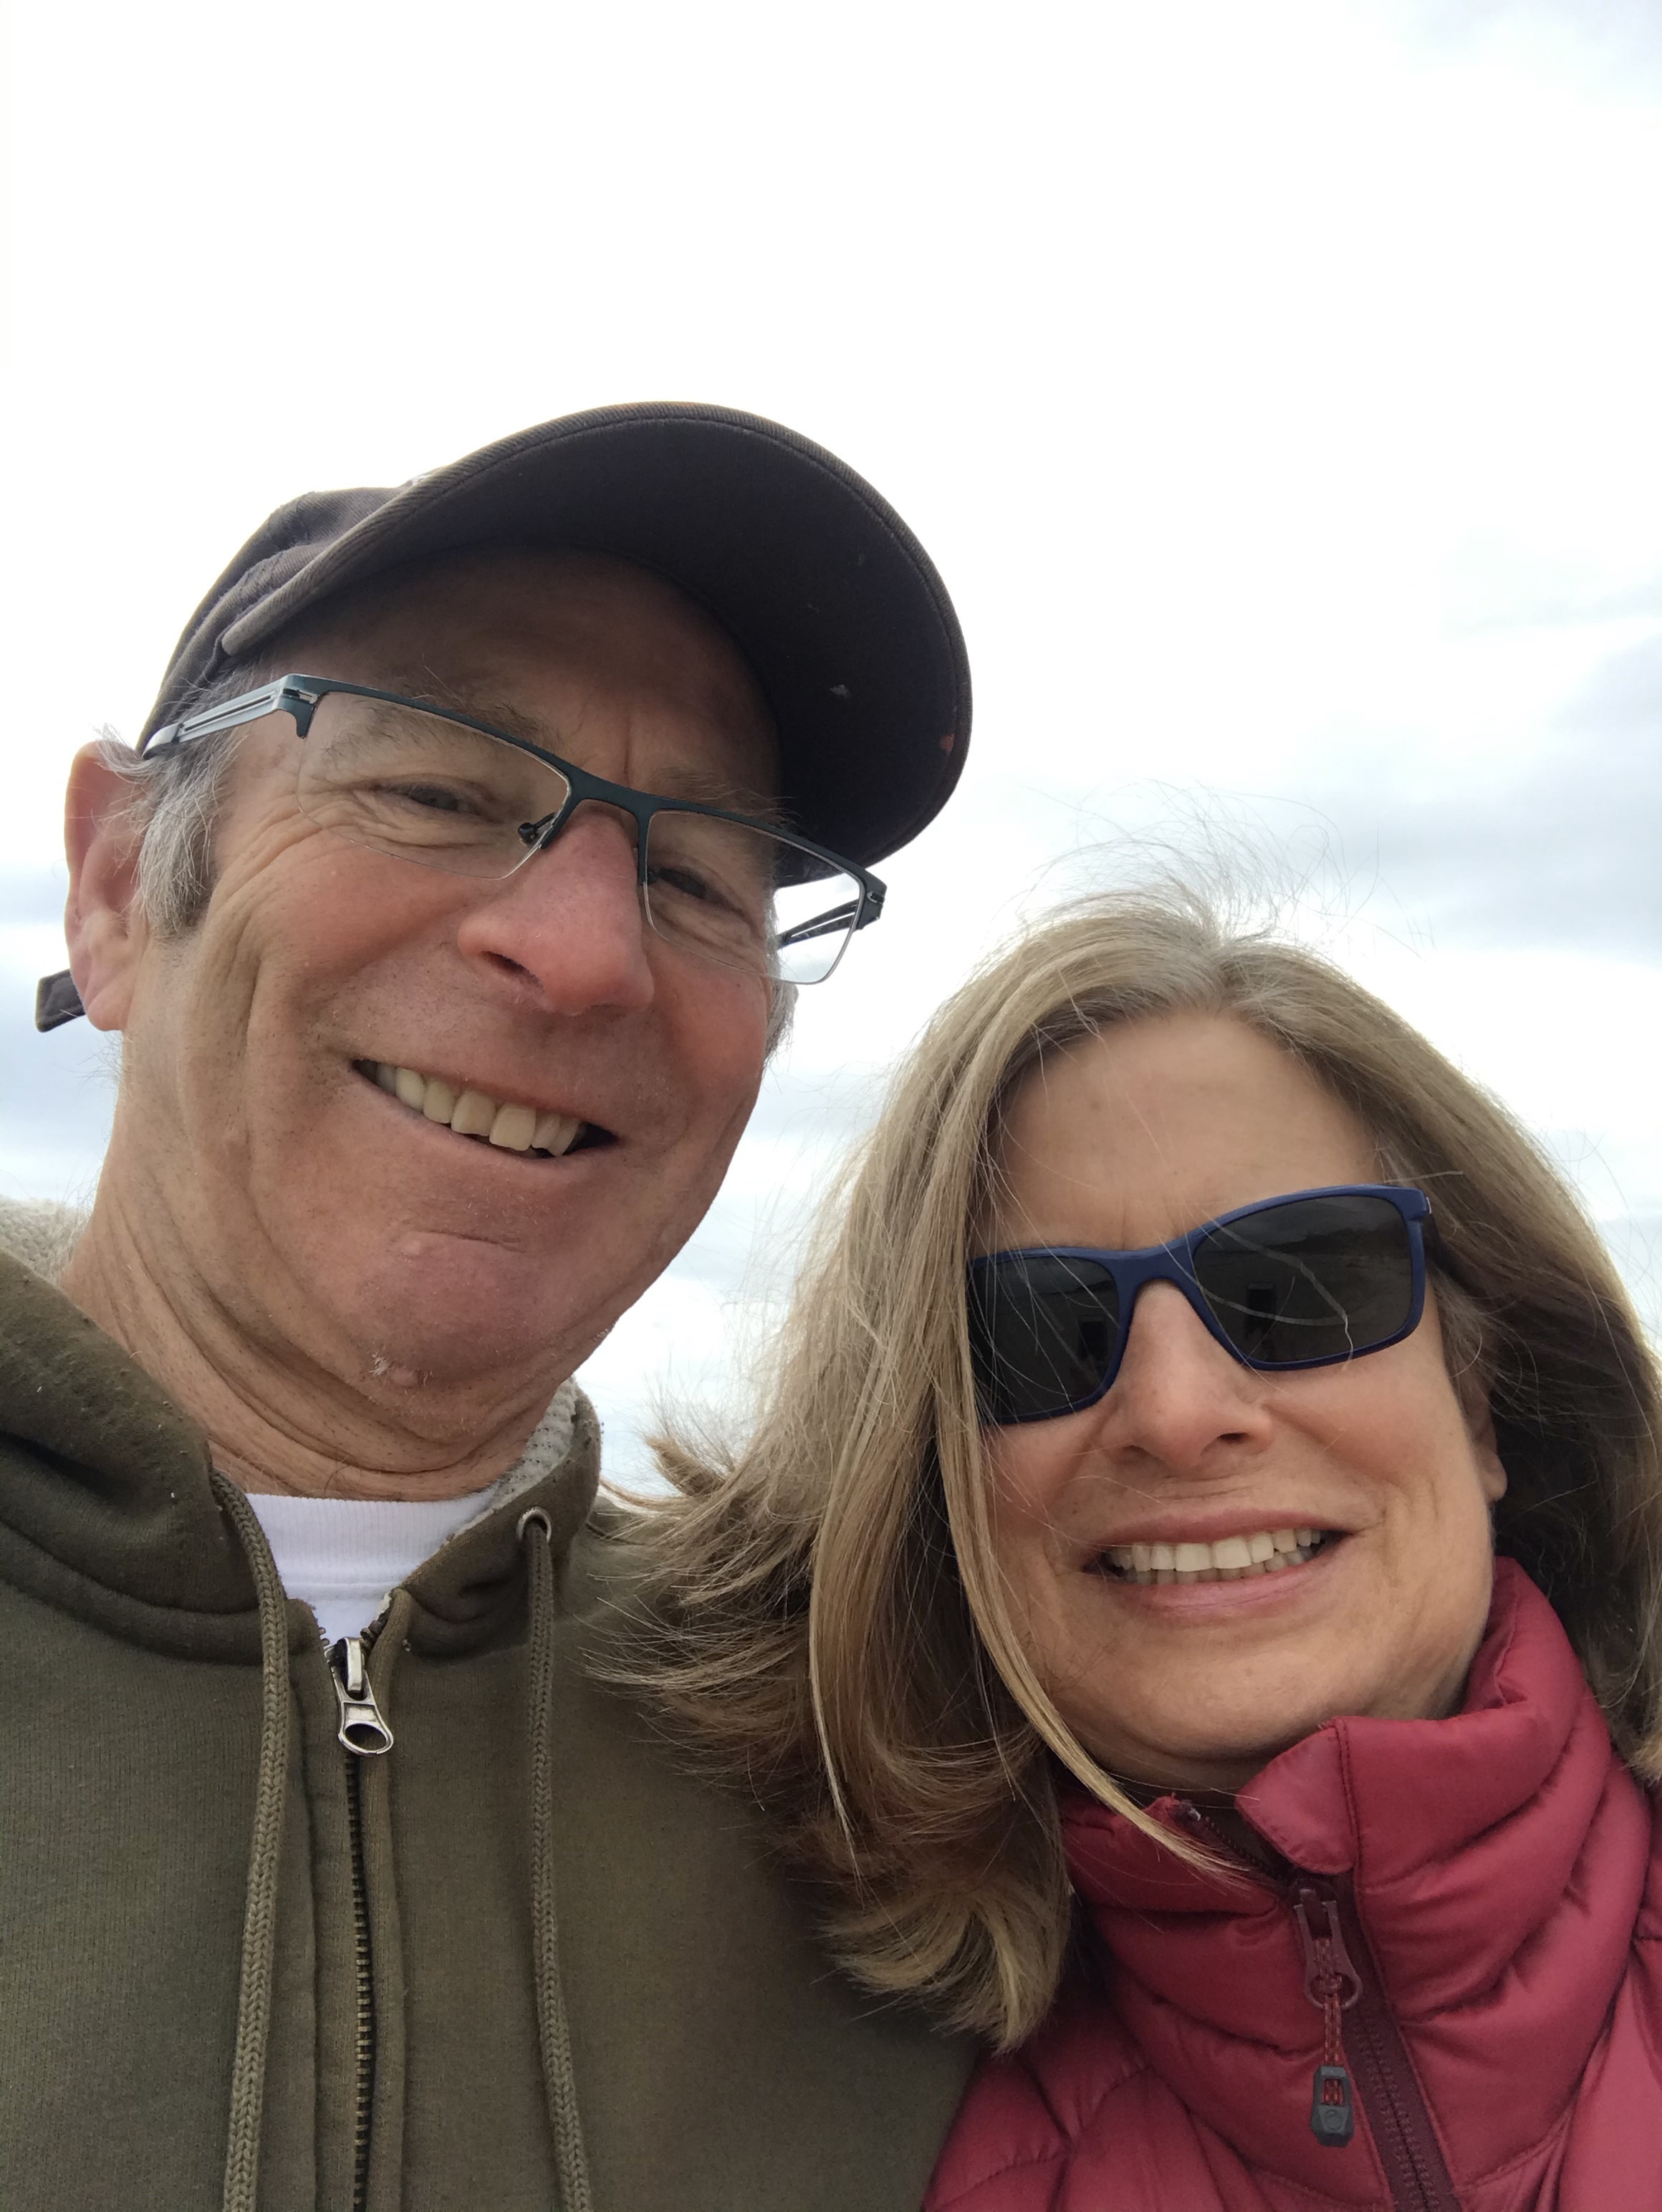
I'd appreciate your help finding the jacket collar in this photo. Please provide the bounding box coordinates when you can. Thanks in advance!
[1064,1560,1628,1911]
[1059,1561,1653,2180]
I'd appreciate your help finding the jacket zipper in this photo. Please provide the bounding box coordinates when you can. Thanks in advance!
[329,1630,394,2212]
[1292,1878,1459,2212]
[1175,1806,1457,2210]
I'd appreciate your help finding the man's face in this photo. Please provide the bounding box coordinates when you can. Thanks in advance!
[90,550,779,1401]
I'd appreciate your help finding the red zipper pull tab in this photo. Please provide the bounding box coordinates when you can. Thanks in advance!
[1293,1886,1361,2148]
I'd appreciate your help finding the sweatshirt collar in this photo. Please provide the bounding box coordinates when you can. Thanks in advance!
[0,1248,600,1654]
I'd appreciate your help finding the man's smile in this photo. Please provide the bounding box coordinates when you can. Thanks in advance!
[352,1058,617,1157]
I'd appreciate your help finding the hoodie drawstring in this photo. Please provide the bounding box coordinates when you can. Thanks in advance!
[212,1473,293,2212]
[519,1506,595,2212]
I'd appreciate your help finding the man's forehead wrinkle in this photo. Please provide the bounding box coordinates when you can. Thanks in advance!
[332,660,546,741]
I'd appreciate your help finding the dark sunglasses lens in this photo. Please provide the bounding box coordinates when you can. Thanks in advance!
[1191,1195,1415,1367]
[968,1255,1121,1423]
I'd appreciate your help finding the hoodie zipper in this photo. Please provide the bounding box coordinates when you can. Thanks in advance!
[329,1629,394,2212]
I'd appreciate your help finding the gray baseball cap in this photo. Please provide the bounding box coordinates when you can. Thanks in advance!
[36,400,971,1034]
[145,398,971,864]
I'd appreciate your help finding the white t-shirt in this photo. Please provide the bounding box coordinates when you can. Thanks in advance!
[247,1485,504,1646]
[244,1382,580,1645]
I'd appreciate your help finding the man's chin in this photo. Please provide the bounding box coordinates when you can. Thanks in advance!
[312,1231,599,1399]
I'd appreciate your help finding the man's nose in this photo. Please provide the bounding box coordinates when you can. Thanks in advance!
[454,806,656,1013]
[1092,1280,1274,1471]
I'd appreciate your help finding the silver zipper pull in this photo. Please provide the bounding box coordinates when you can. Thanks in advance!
[330,1636,394,1756]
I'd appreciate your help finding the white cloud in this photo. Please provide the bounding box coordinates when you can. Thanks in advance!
[6,0,1661,1461]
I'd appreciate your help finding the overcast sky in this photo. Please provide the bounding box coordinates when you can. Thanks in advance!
[4,0,1661,1476]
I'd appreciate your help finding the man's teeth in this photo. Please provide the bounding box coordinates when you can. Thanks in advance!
[371,1063,581,1155]
[1101,1528,1332,1585]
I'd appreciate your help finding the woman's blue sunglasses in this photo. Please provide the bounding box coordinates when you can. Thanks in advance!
[967,1183,1433,1426]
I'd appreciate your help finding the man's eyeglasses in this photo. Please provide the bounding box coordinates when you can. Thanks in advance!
[143,675,887,987]
[966,1185,1433,1426]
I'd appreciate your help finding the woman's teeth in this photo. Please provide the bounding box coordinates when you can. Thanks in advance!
[1101,1528,1333,1585]
[368,1062,582,1156]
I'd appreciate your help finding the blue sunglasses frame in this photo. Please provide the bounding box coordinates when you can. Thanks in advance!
[967,1183,1433,1425]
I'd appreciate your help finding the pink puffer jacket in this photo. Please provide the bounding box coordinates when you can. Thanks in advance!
[928,1562,1662,2211]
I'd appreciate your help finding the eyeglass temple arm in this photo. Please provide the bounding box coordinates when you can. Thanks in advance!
[142,679,321,756]
[38,683,325,1026]
[777,895,879,950]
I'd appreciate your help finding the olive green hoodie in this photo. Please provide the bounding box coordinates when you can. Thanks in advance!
[0,1244,972,2211]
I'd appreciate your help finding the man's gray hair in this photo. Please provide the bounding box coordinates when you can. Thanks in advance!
[94,659,276,938]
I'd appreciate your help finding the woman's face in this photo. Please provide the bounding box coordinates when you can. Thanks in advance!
[981,1011,1507,1794]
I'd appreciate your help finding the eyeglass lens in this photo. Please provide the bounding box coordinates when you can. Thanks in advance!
[292,692,864,984]
[1189,1194,1415,1362]
[969,1193,1416,1425]
[970,1254,1122,1425]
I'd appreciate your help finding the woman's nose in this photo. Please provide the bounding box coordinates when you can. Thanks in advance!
[456,806,656,1013]
[1093,1280,1274,1470]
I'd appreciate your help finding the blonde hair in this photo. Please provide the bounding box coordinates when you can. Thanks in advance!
[600,889,1662,2047]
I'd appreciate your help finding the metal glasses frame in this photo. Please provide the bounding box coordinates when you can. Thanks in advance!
[144,675,888,974]
[967,1183,1434,1425]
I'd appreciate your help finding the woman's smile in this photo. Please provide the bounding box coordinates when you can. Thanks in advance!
[1096,1523,1337,1584]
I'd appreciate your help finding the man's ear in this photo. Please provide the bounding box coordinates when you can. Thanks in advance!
[64,746,152,1032]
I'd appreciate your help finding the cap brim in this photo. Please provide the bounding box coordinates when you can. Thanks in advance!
[214,403,970,865]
